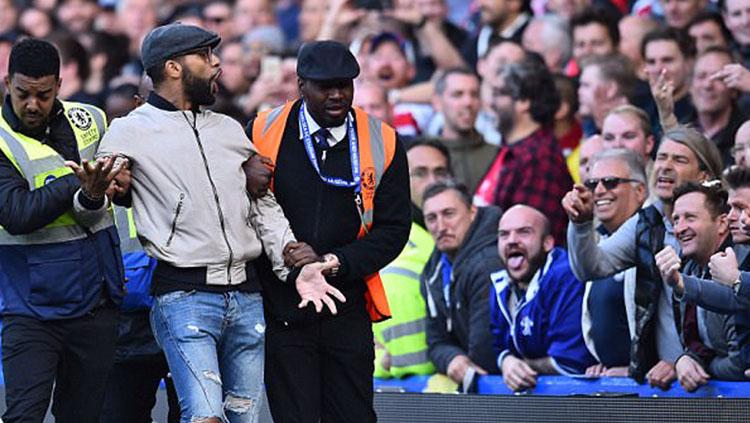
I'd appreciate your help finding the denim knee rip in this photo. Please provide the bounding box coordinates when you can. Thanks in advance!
[224,393,255,415]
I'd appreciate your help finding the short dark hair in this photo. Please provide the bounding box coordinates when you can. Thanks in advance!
[641,27,696,61]
[696,45,734,63]
[145,63,167,87]
[47,32,90,82]
[146,53,193,88]
[687,11,733,48]
[404,137,453,175]
[580,53,637,100]
[570,6,620,48]
[8,38,60,79]
[499,59,561,126]
[434,67,478,96]
[673,180,730,218]
[482,38,523,60]
[422,179,472,209]
[724,165,750,191]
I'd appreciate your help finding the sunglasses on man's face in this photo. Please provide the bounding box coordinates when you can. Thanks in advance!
[583,176,641,191]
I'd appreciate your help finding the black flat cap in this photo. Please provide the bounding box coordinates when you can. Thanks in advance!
[297,41,360,81]
[141,23,221,70]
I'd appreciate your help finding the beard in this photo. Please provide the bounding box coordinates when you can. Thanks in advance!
[496,108,515,138]
[183,68,216,107]
[510,247,548,286]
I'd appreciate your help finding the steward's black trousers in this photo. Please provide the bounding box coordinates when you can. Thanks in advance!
[264,301,376,423]
[2,304,119,423]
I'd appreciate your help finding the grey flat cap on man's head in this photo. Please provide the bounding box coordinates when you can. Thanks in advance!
[141,23,221,70]
[297,40,360,81]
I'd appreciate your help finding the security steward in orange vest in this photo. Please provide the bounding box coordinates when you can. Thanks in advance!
[245,41,411,422]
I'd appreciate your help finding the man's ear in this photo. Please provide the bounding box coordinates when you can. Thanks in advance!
[477,58,487,78]
[298,77,306,98]
[634,180,647,204]
[515,98,531,115]
[542,234,555,253]
[645,135,655,156]
[407,63,416,82]
[554,100,570,121]
[431,93,443,113]
[469,204,478,221]
[164,59,182,80]
[717,213,729,236]
[605,80,619,100]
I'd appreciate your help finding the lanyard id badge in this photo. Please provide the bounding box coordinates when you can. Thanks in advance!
[299,104,370,233]
[299,104,360,192]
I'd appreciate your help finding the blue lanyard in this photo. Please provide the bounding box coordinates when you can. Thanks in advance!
[440,254,452,308]
[299,104,361,192]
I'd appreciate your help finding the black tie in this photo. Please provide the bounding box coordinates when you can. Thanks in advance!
[316,129,331,150]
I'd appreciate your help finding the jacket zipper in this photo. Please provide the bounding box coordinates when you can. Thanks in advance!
[184,112,234,283]
[447,271,455,333]
[166,193,185,247]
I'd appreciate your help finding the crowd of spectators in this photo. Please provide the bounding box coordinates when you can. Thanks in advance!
[2,0,750,396]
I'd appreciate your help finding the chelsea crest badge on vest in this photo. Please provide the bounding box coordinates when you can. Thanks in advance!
[67,107,92,130]
[64,105,100,148]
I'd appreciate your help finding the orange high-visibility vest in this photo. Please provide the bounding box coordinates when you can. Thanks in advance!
[252,101,397,322]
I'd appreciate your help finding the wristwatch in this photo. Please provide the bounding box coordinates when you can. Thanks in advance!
[733,278,742,295]
[323,253,340,277]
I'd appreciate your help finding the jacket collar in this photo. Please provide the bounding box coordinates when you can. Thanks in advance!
[2,95,64,140]
[147,91,180,111]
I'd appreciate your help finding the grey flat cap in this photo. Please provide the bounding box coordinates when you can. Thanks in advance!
[141,23,221,70]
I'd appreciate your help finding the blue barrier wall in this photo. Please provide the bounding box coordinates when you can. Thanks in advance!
[375,375,750,397]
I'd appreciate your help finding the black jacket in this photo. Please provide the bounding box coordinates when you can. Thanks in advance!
[631,205,666,383]
[0,96,83,234]
[245,100,411,323]
[421,206,503,374]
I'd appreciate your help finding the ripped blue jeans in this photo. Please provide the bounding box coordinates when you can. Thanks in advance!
[151,290,265,423]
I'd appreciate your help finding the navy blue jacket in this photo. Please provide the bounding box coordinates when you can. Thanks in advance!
[490,248,596,375]
[0,98,124,319]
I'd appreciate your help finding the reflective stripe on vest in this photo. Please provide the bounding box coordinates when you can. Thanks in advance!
[390,349,431,368]
[253,101,397,322]
[381,318,427,343]
[114,206,142,254]
[373,222,435,376]
[0,102,108,245]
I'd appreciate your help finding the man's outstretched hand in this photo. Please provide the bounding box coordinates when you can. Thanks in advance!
[296,256,346,314]
[65,155,125,200]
